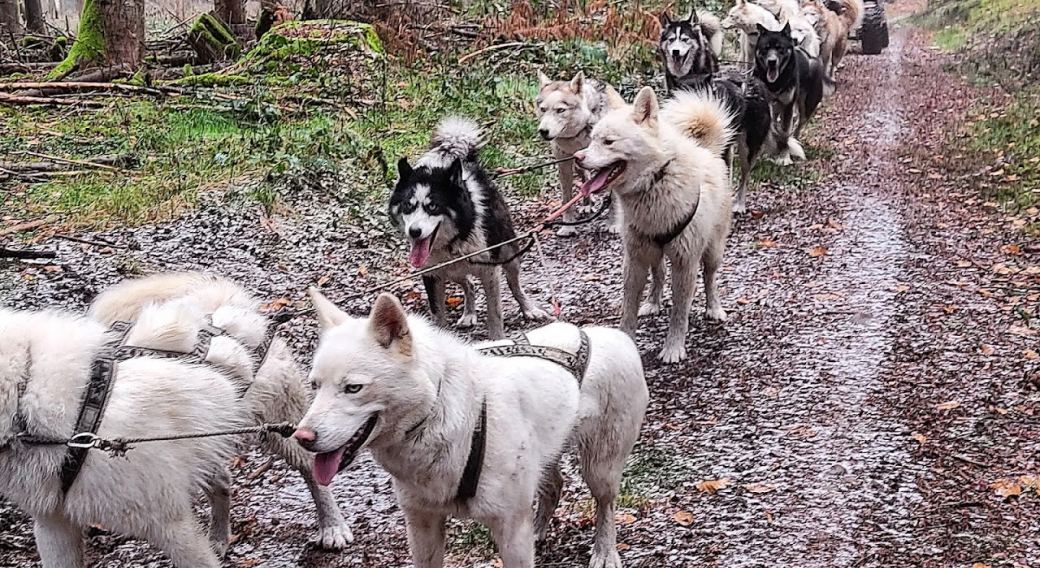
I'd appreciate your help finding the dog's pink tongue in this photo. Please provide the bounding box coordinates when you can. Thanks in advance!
[579,168,612,197]
[409,237,431,268]
[767,68,779,83]
[313,446,347,486]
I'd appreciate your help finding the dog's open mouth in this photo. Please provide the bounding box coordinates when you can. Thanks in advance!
[312,414,378,486]
[766,65,780,84]
[579,162,626,196]
[408,224,439,269]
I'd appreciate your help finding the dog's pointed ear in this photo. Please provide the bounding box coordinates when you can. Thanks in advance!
[604,85,626,110]
[538,69,552,88]
[687,10,699,24]
[781,22,791,35]
[309,288,350,330]
[368,293,412,355]
[569,71,585,94]
[447,158,465,191]
[397,157,413,181]
[659,12,671,27]
[631,87,659,126]
[756,23,769,34]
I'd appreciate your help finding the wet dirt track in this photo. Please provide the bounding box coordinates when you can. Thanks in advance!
[3,18,1040,568]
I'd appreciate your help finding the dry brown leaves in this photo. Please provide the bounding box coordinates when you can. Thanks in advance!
[695,478,731,494]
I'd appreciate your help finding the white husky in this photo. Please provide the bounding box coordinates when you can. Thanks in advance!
[0,305,249,568]
[87,272,353,550]
[294,290,649,568]
[574,88,734,363]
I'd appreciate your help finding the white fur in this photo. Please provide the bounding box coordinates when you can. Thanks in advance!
[576,87,733,362]
[88,272,354,550]
[297,292,649,568]
[722,0,782,69]
[0,307,248,568]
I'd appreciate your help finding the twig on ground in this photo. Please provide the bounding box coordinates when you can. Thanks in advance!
[0,92,108,107]
[457,41,530,64]
[0,82,171,97]
[0,219,52,237]
[13,151,122,172]
[0,248,57,260]
[246,457,276,485]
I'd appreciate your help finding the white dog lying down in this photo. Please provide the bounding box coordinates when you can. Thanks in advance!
[294,291,649,568]
[0,305,249,568]
[88,272,352,550]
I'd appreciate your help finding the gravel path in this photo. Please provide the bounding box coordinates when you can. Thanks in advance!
[2,15,1038,568]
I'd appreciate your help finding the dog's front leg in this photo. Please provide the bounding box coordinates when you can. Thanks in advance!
[489,510,536,568]
[660,255,696,363]
[404,508,447,568]
[556,157,577,237]
[481,269,506,339]
[205,467,232,557]
[456,277,479,328]
[423,275,447,328]
[503,259,550,322]
[34,511,84,568]
[619,252,650,339]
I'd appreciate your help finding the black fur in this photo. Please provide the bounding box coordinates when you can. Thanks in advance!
[753,23,833,140]
[658,12,718,93]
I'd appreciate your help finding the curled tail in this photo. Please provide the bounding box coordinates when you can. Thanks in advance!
[660,90,736,158]
[840,0,863,31]
[428,116,483,162]
[697,11,724,57]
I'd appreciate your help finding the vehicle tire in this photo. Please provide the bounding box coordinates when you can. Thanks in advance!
[860,1,887,55]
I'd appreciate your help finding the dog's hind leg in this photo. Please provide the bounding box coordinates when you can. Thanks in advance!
[577,445,624,568]
[404,508,447,568]
[481,269,506,340]
[638,259,665,317]
[205,467,232,557]
[556,158,577,237]
[702,238,728,322]
[150,514,223,568]
[503,259,550,322]
[489,508,536,568]
[734,138,752,214]
[534,458,564,541]
[659,258,696,363]
[456,277,479,328]
[423,275,447,328]
[34,511,85,568]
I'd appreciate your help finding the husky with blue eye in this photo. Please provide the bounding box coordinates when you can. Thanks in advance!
[389,117,550,340]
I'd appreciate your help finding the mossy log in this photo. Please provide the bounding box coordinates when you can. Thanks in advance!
[188,12,242,64]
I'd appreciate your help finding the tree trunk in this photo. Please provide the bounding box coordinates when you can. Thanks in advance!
[0,0,25,36]
[46,0,145,80]
[25,0,47,34]
[214,0,250,40]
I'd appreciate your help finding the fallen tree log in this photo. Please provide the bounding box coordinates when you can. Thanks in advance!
[0,92,107,107]
[188,13,241,64]
[0,248,57,260]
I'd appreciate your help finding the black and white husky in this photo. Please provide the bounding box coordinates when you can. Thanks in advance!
[389,117,550,340]
[659,11,790,214]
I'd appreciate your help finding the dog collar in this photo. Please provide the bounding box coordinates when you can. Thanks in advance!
[630,160,701,247]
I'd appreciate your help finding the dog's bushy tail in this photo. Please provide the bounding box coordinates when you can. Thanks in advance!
[429,116,483,162]
[697,11,724,57]
[660,90,736,158]
[839,0,864,31]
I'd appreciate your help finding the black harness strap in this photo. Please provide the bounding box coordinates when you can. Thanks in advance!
[455,399,487,502]
[627,160,699,247]
[453,330,592,503]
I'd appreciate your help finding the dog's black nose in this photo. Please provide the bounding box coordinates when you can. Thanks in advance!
[408,227,422,239]
[672,49,680,57]
[539,129,551,140]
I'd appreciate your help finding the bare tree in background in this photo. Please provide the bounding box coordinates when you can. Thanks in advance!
[48,0,145,79]
[25,0,47,34]
[215,0,248,38]
[0,0,25,36]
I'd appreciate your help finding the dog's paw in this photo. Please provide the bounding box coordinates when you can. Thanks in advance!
[606,222,622,235]
[732,201,747,215]
[775,154,794,167]
[658,343,687,363]
[456,313,479,328]
[638,302,662,317]
[523,307,552,322]
[588,549,623,568]
[211,536,230,559]
[556,225,577,238]
[705,307,728,322]
[310,524,353,551]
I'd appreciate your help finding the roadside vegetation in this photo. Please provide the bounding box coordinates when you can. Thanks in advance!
[917,0,1040,218]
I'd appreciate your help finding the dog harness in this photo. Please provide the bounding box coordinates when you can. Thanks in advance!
[42,318,281,495]
[453,330,592,503]
[626,160,700,247]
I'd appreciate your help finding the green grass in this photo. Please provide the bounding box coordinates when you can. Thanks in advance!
[968,89,1040,211]
[932,26,967,51]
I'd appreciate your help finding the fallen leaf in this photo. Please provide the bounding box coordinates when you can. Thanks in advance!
[758,239,776,248]
[744,483,775,494]
[446,296,464,308]
[583,274,602,281]
[1009,325,1037,337]
[943,305,958,314]
[956,260,972,268]
[358,265,369,276]
[1025,349,1038,360]
[1003,244,1022,255]
[912,433,927,445]
[616,543,631,551]
[736,297,751,305]
[672,511,694,526]
[750,210,765,219]
[936,401,961,411]
[316,275,331,287]
[615,512,636,524]
[991,478,1022,499]
[893,285,910,293]
[43,265,62,272]
[809,246,827,258]
[404,290,423,301]
[972,563,991,568]
[696,478,731,494]
[980,345,995,356]
[261,297,292,311]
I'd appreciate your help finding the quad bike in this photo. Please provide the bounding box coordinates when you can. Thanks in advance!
[858,0,890,55]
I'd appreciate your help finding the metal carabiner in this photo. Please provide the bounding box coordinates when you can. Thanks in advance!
[66,432,102,449]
